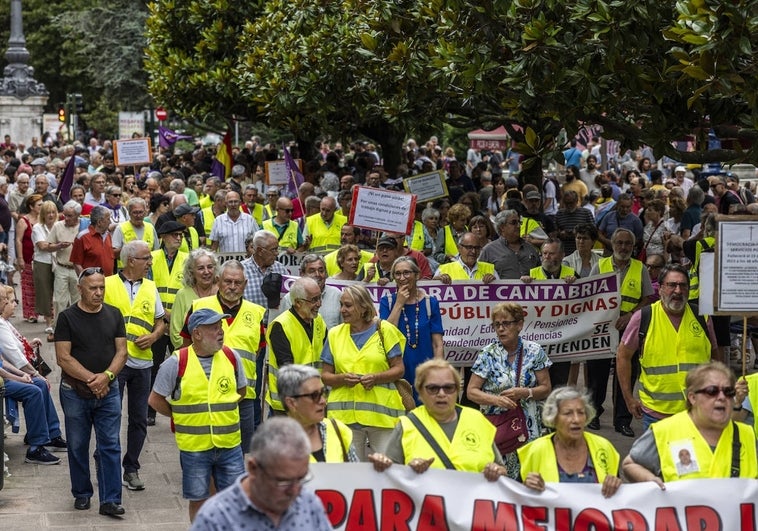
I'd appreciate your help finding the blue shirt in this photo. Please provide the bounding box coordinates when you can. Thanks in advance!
[190,474,332,531]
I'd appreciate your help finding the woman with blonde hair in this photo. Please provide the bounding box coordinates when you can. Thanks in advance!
[321,284,406,460]
[31,201,59,337]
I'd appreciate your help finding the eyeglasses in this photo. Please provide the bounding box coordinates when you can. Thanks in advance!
[291,387,328,401]
[394,270,416,278]
[278,208,293,213]
[459,244,482,252]
[261,246,279,254]
[132,256,152,261]
[493,320,521,329]
[258,464,313,490]
[110,193,121,197]
[662,281,688,290]
[299,295,322,305]
[424,384,458,395]
[694,385,736,398]
[646,263,663,269]
[506,220,521,226]
[78,267,103,282]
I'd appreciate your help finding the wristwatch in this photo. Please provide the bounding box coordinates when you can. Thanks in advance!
[104,370,115,382]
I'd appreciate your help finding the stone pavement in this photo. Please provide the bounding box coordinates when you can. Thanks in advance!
[0,312,640,529]
[1,315,190,530]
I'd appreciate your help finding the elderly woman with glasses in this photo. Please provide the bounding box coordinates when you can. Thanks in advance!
[278,364,359,463]
[369,359,507,480]
[380,256,444,405]
[169,249,218,349]
[518,387,621,497]
[467,302,552,479]
[622,362,757,487]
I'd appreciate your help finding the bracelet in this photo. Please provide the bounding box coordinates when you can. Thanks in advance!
[528,388,533,400]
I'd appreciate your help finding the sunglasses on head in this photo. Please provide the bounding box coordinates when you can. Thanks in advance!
[77,266,103,282]
[694,385,736,398]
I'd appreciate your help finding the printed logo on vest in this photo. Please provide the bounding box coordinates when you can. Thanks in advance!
[217,375,232,395]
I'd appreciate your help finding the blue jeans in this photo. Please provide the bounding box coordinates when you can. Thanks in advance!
[117,365,151,473]
[60,382,122,504]
[179,446,244,500]
[5,376,62,447]
[239,398,255,453]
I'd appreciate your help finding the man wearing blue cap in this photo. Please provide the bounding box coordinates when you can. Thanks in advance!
[149,308,247,523]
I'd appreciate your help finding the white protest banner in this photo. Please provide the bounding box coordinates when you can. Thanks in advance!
[403,170,449,202]
[309,463,758,531]
[113,138,152,166]
[266,159,302,186]
[349,186,416,235]
[117,111,145,140]
[279,274,620,365]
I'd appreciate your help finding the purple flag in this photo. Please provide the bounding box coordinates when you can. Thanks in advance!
[158,126,193,150]
[57,154,76,204]
[282,144,305,198]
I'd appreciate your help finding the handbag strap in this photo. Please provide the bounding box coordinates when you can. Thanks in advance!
[406,407,460,470]
[642,219,664,252]
[376,319,385,357]
[513,341,524,387]
[328,417,349,462]
[731,421,741,478]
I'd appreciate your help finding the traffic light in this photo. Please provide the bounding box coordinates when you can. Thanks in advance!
[74,93,83,114]
[58,106,66,122]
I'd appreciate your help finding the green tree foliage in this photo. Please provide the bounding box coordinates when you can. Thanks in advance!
[145,0,266,125]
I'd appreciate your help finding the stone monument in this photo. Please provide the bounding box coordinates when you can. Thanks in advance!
[0,0,48,148]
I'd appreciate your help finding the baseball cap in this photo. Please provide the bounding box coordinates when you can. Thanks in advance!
[525,191,542,200]
[188,308,230,333]
[377,236,397,248]
[674,166,686,174]
[31,157,47,166]
[174,203,200,216]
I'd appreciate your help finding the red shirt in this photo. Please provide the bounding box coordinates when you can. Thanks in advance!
[69,225,114,276]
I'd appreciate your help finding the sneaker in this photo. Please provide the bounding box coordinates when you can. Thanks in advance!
[146,416,156,427]
[25,447,61,465]
[122,471,145,491]
[47,436,67,452]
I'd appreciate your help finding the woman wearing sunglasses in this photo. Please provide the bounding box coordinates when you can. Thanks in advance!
[622,362,757,486]
[369,359,507,480]
[278,364,358,463]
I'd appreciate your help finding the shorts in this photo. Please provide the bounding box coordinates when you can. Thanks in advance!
[179,446,245,500]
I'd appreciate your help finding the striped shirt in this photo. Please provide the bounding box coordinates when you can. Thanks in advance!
[209,212,259,253]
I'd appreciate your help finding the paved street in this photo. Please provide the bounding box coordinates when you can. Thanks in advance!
[0,310,639,529]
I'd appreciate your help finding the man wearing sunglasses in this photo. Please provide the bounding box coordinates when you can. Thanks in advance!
[617,263,719,431]
[150,308,246,523]
[262,197,305,253]
[434,231,498,284]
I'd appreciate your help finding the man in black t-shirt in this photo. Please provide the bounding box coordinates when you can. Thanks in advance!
[55,267,128,517]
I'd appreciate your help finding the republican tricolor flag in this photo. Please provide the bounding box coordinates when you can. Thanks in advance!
[210,131,233,181]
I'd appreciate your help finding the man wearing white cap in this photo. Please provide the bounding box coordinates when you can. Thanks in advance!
[673,166,693,196]
[149,308,246,523]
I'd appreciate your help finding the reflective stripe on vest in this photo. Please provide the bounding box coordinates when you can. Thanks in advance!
[103,275,157,361]
[599,256,642,313]
[192,296,265,399]
[265,310,326,411]
[170,346,241,451]
[653,411,758,481]
[326,322,406,428]
[306,213,345,254]
[638,302,711,415]
[151,249,187,311]
[400,406,496,472]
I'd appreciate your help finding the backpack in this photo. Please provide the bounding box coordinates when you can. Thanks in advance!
[543,177,562,207]
[637,303,709,357]
[169,346,238,431]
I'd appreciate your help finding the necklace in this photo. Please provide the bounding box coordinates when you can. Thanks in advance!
[401,293,420,349]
